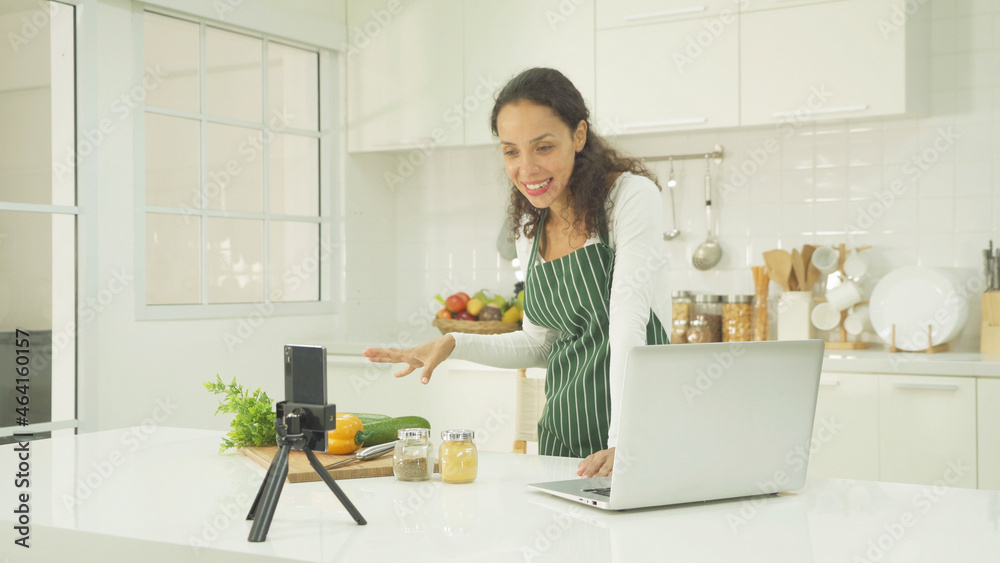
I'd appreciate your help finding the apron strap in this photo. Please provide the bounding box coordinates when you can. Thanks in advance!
[527,209,546,270]
[528,208,613,264]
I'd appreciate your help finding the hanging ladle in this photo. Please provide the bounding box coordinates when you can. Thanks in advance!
[663,157,681,240]
[692,156,723,271]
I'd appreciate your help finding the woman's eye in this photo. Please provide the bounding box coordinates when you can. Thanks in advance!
[538,146,552,152]
[504,150,517,157]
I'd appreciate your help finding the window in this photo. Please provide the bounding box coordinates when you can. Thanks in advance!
[0,0,77,444]
[138,10,330,318]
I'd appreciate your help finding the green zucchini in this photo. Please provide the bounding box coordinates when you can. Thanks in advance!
[343,412,391,426]
[354,416,431,446]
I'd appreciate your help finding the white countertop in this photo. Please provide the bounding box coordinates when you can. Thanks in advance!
[2,427,999,562]
[325,341,1000,378]
[822,348,1000,377]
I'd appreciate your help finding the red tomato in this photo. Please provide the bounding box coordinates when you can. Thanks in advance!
[437,308,453,319]
[445,294,466,313]
[456,292,470,304]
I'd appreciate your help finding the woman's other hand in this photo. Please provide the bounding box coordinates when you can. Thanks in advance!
[363,335,456,384]
[577,447,615,478]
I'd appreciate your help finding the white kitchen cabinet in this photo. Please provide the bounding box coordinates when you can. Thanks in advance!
[594,15,739,135]
[462,0,595,146]
[346,0,464,152]
[739,0,847,13]
[739,0,927,126]
[978,378,1000,490]
[596,0,735,30]
[807,372,879,481]
[878,374,977,489]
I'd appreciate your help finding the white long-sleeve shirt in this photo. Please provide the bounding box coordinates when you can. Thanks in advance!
[451,172,672,448]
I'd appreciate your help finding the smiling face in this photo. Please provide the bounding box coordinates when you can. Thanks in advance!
[496,100,587,212]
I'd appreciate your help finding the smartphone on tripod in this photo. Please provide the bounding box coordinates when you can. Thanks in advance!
[281,344,331,452]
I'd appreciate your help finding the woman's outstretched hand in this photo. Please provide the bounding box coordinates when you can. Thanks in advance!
[577,447,615,478]
[363,335,456,384]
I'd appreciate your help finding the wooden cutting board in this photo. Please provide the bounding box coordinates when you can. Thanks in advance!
[241,446,394,483]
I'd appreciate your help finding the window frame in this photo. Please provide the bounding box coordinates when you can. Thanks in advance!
[132,4,339,321]
[0,0,79,440]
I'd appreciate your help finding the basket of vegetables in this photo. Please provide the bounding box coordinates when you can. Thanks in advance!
[433,289,523,335]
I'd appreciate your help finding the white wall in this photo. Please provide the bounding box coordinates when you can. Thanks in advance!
[351,0,1000,352]
[76,0,349,434]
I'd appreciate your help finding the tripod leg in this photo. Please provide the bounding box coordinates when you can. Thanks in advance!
[303,448,367,526]
[246,452,279,521]
[247,444,291,542]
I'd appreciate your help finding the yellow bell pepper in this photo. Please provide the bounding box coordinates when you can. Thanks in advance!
[327,413,364,454]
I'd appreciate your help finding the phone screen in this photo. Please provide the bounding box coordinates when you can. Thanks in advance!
[284,345,327,404]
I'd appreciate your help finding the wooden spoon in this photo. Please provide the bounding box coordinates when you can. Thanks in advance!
[800,244,819,290]
[791,249,806,292]
[805,262,821,291]
[801,245,816,274]
[763,249,792,292]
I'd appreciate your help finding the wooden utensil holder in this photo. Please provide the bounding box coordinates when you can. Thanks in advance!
[982,292,1000,354]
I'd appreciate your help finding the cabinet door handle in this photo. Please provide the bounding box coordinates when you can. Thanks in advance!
[623,6,707,23]
[892,382,960,391]
[622,118,707,130]
[371,138,434,149]
[819,377,840,387]
[772,105,869,118]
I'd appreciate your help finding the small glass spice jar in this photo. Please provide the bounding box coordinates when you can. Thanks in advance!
[439,429,478,484]
[685,317,711,344]
[671,291,693,344]
[722,295,753,342]
[393,428,433,482]
[693,294,723,343]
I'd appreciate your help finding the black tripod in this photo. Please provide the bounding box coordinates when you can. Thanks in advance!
[246,411,367,542]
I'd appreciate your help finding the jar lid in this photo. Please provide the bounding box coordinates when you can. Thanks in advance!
[672,290,692,298]
[441,429,475,441]
[398,427,430,440]
[693,294,721,303]
[722,295,753,303]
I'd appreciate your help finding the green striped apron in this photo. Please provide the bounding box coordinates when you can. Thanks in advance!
[525,210,669,458]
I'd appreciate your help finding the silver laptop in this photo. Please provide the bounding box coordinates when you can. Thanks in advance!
[527,340,825,510]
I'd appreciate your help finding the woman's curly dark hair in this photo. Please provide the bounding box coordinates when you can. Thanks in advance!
[490,67,659,241]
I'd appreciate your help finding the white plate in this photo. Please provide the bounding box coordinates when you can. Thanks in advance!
[868,267,968,351]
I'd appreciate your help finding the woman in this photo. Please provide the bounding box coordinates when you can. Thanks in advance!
[364,67,671,478]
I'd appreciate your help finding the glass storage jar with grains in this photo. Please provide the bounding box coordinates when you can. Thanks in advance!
[671,291,693,343]
[439,429,478,484]
[393,428,433,482]
[722,295,753,342]
[693,294,723,343]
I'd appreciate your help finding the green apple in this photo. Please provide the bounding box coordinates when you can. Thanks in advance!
[490,295,508,313]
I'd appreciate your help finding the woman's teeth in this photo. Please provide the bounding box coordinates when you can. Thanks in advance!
[525,178,552,193]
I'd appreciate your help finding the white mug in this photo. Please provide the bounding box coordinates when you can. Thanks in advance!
[843,304,869,336]
[811,302,841,331]
[843,253,868,279]
[825,280,863,312]
[811,246,840,275]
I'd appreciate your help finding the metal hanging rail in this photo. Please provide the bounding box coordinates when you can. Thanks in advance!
[638,144,724,165]
[637,145,724,241]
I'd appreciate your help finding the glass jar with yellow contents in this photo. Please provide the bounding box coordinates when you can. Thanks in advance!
[439,429,478,484]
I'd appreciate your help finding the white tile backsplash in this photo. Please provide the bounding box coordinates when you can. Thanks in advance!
[341,0,1000,349]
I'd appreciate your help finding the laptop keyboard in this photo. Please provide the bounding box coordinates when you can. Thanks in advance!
[583,487,611,497]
